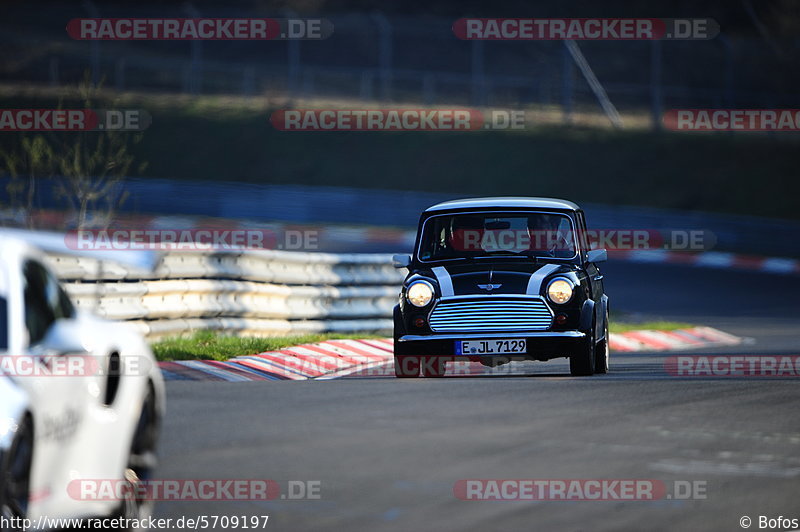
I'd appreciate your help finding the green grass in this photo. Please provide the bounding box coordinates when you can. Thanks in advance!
[150,330,380,362]
[609,321,694,334]
[150,323,693,361]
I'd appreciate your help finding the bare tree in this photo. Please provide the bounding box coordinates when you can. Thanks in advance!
[51,124,141,229]
[1,136,56,228]
[0,78,146,230]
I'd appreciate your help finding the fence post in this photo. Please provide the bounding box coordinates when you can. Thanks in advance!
[183,3,203,95]
[360,71,373,100]
[285,10,301,99]
[650,39,663,130]
[539,63,550,106]
[242,66,255,96]
[371,12,393,102]
[471,39,485,106]
[719,35,735,107]
[49,57,59,87]
[561,42,573,124]
[115,58,126,92]
[302,71,314,99]
[423,74,435,105]
[83,0,100,86]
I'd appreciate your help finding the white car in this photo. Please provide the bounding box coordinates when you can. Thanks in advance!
[0,235,165,530]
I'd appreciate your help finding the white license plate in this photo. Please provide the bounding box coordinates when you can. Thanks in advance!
[457,339,527,355]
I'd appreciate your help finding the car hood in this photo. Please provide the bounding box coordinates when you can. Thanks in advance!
[426,261,575,296]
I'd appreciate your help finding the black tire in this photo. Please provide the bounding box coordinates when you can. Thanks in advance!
[116,384,159,530]
[421,356,447,378]
[394,355,420,378]
[569,330,596,376]
[594,313,610,374]
[1,415,33,530]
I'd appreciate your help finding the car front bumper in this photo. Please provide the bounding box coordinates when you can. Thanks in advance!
[395,331,587,360]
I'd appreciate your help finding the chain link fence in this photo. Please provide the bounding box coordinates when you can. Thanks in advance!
[3,5,800,128]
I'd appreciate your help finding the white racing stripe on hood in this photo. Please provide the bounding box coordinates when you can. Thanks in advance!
[526,264,562,295]
[431,266,454,296]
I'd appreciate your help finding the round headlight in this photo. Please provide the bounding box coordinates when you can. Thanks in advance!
[406,280,434,307]
[547,278,574,304]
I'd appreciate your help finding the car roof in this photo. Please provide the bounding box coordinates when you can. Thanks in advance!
[0,235,38,264]
[0,229,160,271]
[0,236,40,298]
[423,197,581,213]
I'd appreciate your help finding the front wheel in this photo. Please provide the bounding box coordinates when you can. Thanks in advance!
[594,314,610,374]
[116,384,159,530]
[569,334,596,376]
[0,415,33,530]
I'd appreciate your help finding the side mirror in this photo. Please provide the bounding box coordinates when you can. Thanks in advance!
[32,319,87,357]
[586,248,607,264]
[392,254,412,269]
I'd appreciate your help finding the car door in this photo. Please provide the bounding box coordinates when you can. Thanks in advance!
[577,212,605,338]
[21,259,88,493]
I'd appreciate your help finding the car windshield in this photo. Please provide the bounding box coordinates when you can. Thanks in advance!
[418,212,577,261]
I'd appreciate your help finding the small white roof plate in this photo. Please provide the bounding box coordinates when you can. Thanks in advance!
[424,197,581,213]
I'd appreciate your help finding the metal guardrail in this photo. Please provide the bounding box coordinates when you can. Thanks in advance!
[21,178,800,258]
[45,249,405,340]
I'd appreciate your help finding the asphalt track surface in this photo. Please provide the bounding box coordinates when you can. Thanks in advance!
[154,262,800,531]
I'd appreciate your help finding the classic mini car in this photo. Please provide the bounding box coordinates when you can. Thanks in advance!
[392,197,609,378]
[0,233,165,529]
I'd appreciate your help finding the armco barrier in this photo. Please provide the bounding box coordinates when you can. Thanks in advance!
[25,178,800,257]
[37,242,797,341]
[45,249,405,340]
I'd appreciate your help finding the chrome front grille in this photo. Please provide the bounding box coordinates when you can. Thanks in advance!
[429,297,553,332]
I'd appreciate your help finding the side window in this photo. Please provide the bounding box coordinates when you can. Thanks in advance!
[23,260,74,346]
